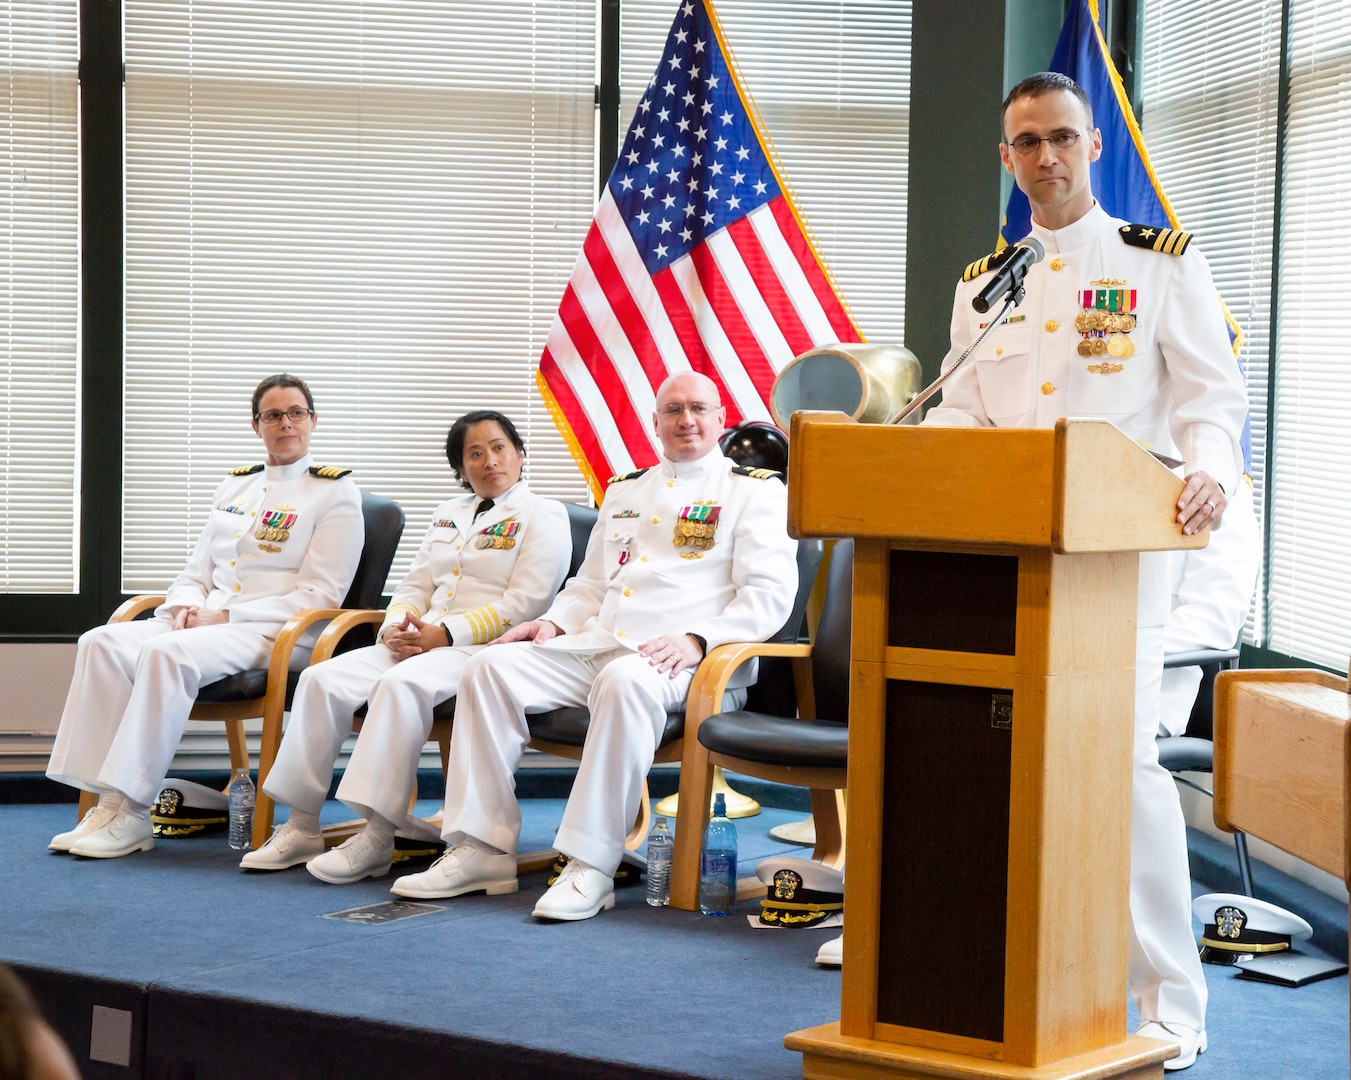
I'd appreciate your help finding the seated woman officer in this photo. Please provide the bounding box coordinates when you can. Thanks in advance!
[46,373,365,859]
[245,409,571,884]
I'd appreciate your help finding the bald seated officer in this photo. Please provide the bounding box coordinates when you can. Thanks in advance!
[390,372,799,921]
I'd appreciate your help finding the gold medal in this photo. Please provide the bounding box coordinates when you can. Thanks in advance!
[476,535,492,549]
[1107,334,1125,358]
[1120,313,1137,332]
[1119,336,1135,358]
[502,537,515,549]
[1075,312,1093,333]
[673,533,686,547]
[1092,338,1108,356]
[1077,339,1093,357]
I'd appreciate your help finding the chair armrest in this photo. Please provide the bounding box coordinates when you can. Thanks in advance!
[685,641,813,733]
[109,595,166,623]
[308,608,387,666]
[1163,647,1241,669]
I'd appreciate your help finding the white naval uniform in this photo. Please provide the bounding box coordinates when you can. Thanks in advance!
[925,202,1250,1033]
[47,456,364,808]
[1159,478,1260,738]
[440,448,798,877]
[261,480,571,829]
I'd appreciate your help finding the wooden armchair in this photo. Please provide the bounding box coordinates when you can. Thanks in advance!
[669,538,852,912]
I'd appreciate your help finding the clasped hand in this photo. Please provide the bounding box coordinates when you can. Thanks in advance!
[383,612,450,661]
[169,606,229,630]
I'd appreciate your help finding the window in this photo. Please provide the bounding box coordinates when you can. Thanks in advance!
[1266,0,1351,670]
[1140,0,1282,644]
[122,1,596,590]
[0,1,79,592]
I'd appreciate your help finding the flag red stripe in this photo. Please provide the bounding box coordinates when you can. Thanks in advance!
[583,226,671,389]
[556,285,654,455]
[767,198,859,341]
[539,349,612,483]
[649,268,744,426]
[686,240,779,395]
[724,214,815,357]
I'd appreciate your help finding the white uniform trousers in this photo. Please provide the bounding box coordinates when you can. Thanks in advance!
[262,643,473,828]
[1128,553,1207,1032]
[441,643,692,877]
[46,619,276,808]
[1158,482,1261,739]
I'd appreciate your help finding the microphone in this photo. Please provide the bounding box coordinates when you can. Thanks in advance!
[972,237,1045,313]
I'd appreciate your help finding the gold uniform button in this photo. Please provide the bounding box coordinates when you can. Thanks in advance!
[640,554,650,562]
[445,592,452,600]
[1041,382,1056,396]
[616,629,627,639]
[1045,319,1058,333]
[230,558,236,566]
[1050,258,1064,271]
[666,480,675,488]
[234,532,242,539]
[623,587,634,597]
[456,543,462,550]
[233,583,241,593]
[250,510,256,517]
[994,347,1003,356]
[452,567,460,576]
[651,516,661,524]
[262,486,268,493]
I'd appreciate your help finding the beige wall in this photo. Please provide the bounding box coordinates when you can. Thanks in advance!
[0,643,76,770]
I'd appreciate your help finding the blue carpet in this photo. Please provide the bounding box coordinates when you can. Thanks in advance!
[1,800,1347,1078]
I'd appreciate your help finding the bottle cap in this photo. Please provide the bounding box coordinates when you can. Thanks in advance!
[655,816,667,827]
[713,793,727,816]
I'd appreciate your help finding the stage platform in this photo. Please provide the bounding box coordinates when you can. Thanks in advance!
[1,791,1347,1080]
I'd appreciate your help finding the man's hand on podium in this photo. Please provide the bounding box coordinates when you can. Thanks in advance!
[1177,470,1227,535]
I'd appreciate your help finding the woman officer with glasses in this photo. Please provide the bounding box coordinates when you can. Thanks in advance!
[246,410,572,884]
[46,374,364,859]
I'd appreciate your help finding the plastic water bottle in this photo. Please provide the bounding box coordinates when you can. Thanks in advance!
[227,768,255,851]
[645,816,674,906]
[700,793,737,915]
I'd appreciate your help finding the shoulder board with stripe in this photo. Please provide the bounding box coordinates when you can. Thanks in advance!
[731,465,786,483]
[1119,222,1192,255]
[229,464,264,476]
[308,465,353,480]
[962,246,1016,282]
[607,468,649,484]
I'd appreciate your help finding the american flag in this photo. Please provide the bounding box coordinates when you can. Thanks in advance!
[537,0,863,499]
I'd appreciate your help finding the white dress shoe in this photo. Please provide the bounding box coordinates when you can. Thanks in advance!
[815,933,843,967]
[389,844,519,900]
[531,858,615,922]
[239,821,325,871]
[306,831,395,884]
[68,811,154,859]
[49,804,118,852]
[1137,1021,1208,1071]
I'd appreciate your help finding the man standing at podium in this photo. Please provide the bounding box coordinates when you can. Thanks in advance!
[923,73,1250,1070]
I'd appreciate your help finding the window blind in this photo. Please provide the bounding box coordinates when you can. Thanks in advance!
[620,1,912,347]
[1266,0,1351,671]
[1139,0,1282,645]
[0,1,79,593]
[122,1,597,592]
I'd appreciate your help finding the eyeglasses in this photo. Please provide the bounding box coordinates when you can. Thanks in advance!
[255,406,313,425]
[659,402,720,418]
[1005,130,1091,156]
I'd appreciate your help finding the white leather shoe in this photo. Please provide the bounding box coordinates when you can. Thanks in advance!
[49,804,118,852]
[531,858,615,922]
[390,844,519,899]
[815,933,843,967]
[239,821,324,871]
[306,831,395,884]
[1137,1021,1208,1071]
[68,811,154,859]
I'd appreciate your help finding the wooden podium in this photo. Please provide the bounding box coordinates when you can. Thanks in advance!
[782,415,1205,1080]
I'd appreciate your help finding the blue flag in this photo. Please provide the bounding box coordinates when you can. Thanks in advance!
[1001,0,1252,472]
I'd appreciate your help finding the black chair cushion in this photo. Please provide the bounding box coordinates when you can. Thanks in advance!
[698,711,847,769]
[527,706,684,749]
[196,668,302,704]
[1156,735,1214,774]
